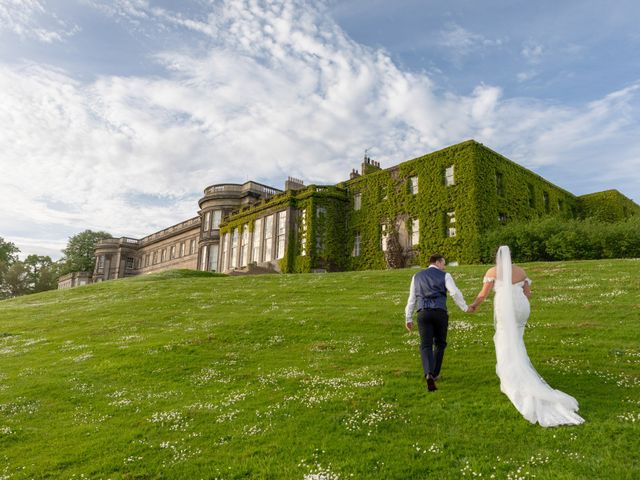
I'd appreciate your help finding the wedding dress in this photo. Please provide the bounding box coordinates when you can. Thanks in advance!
[491,246,584,427]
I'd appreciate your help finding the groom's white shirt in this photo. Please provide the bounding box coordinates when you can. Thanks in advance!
[405,265,468,323]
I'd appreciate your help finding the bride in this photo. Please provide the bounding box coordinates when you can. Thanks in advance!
[469,246,584,427]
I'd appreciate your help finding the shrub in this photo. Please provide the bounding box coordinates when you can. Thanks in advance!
[480,216,640,262]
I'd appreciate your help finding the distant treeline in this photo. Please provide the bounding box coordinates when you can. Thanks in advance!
[480,216,640,263]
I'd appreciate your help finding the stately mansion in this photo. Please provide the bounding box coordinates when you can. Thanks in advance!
[58,140,639,288]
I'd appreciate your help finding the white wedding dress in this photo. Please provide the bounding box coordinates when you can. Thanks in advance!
[491,246,584,427]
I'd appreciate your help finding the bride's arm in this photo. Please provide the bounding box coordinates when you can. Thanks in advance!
[469,279,494,311]
[523,278,532,299]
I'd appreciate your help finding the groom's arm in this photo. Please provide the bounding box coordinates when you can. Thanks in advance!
[444,273,469,312]
[404,275,417,330]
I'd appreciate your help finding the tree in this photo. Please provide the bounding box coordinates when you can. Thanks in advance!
[23,255,61,293]
[61,230,112,274]
[3,261,29,297]
[0,237,20,299]
[0,237,19,264]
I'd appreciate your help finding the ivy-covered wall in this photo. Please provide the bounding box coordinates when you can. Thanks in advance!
[471,143,580,261]
[219,186,348,274]
[578,190,640,222]
[341,141,582,267]
[342,141,481,267]
[279,186,349,273]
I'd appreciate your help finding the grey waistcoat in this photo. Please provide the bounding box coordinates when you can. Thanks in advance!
[414,267,448,311]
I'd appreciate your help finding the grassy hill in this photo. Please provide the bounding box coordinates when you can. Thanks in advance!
[0,260,638,479]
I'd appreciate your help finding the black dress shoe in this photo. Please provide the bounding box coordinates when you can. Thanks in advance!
[426,374,437,392]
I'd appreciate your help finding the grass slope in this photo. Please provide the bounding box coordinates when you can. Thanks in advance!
[0,260,639,479]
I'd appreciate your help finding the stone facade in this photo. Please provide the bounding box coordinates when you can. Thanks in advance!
[58,271,93,289]
[91,181,282,283]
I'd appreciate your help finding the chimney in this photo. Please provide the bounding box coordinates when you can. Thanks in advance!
[285,176,305,191]
[349,168,361,180]
[361,153,381,175]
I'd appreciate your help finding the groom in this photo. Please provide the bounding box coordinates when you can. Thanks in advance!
[405,254,472,392]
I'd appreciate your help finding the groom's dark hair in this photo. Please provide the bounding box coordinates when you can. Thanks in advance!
[429,254,445,265]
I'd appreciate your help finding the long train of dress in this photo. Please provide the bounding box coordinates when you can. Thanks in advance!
[493,246,584,427]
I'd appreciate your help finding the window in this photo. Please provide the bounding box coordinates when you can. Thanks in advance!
[411,218,419,246]
[190,239,196,255]
[557,199,564,211]
[200,246,208,270]
[446,211,456,237]
[152,252,157,265]
[353,192,361,211]
[212,210,222,229]
[316,207,327,254]
[498,213,507,224]
[208,244,219,272]
[496,172,504,197]
[252,218,262,262]
[352,232,361,257]
[161,249,166,262]
[144,254,150,267]
[409,176,418,194]
[97,255,105,271]
[381,224,388,251]
[221,233,229,271]
[240,224,249,267]
[276,211,287,260]
[126,257,135,270]
[264,215,273,262]
[528,183,535,208]
[230,228,239,268]
[179,242,185,257]
[299,209,307,256]
[445,165,455,186]
[170,245,176,259]
[543,192,550,212]
[203,211,211,231]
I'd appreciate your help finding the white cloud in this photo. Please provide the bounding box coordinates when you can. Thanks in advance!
[437,22,504,61]
[0,0,79,42]
[521,40,544,63]
[1,0,639,259]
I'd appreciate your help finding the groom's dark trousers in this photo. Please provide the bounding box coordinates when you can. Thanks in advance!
[417,308,448,378]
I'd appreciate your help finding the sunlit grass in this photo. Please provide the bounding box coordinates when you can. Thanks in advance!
[0,260,638,479]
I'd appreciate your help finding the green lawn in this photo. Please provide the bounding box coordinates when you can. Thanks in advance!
[0,260,638,479]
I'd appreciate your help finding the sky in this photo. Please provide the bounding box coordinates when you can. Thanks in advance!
[1,0,639,260]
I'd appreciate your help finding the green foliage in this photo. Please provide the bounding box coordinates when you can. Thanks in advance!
[1,240,62,298]
[0,261,638,478]
[0,237,21,299]
[480,216,640,262]
[23,255,61,293]
[472,143,578,231]
[61,229,112,274]
[0,237,19,265]
[1,255,62,298]
[578,190,640,222]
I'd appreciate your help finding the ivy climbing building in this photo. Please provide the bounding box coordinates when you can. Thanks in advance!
[76,140,638,286]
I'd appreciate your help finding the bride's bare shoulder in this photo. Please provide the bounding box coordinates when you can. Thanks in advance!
[484,266,497,277]
[512,265,528,282]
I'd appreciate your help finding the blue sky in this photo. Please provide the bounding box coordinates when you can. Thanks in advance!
[1,0,639,260]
